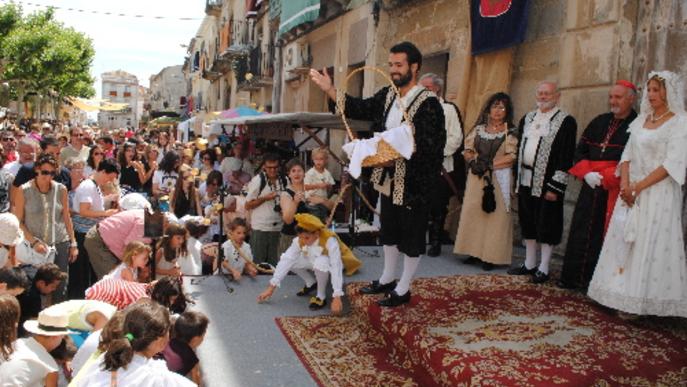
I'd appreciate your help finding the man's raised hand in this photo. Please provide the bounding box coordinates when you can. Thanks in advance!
[309,68,332,92]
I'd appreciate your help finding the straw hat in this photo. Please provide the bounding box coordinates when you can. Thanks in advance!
[24,308,73,336]
[195,138,208,151]
[0,213,23,246]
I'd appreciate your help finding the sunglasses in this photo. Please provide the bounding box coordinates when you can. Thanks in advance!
[72,133,83,137]
[39,170,56,176]
[93,152,103,156]
[1,138,14,142]
[202,157,212,160]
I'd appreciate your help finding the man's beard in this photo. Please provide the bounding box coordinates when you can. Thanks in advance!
[391,71,413,87]
[610,106,621,114]
[536,100,556,110]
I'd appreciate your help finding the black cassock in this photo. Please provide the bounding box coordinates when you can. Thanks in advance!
[560,110,638,289]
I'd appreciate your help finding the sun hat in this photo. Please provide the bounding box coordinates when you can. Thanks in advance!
[24,308,73,336]
[119,193,152,212]
[0,213,23,246]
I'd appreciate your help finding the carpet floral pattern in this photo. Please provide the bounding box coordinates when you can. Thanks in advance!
[276,275,687,386]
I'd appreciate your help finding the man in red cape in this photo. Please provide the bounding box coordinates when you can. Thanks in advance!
[557,80,637,290]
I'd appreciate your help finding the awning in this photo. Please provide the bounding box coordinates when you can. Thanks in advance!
[278,0,320,36]
[212,112,372,132]
[68,97,130,112]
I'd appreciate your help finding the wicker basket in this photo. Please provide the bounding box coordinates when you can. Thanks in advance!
[337,66,413,168]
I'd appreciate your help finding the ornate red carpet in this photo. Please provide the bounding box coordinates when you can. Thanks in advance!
[275,275,687,386]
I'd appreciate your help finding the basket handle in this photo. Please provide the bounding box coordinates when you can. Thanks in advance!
[334,66,413,141]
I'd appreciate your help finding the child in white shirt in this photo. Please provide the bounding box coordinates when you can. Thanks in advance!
[221,218,257,280]
[105,241,151,282]
[304,147,335,199]
[258,213,344,315]
[181,219,209,276]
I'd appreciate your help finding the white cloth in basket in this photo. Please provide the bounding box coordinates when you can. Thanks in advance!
[342,123,414,178]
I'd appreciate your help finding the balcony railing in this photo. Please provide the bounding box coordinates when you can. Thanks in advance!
[238,44,274,90]
[202,69,222,81]
[218,19,254,60]
[205,0,222,17]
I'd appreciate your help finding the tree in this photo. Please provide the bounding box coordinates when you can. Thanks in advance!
[0,4,95,117]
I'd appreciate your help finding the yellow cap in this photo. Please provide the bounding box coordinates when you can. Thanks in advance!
[294,213,325,232]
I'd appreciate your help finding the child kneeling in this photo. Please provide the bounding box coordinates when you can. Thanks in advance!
[258,213,344,315]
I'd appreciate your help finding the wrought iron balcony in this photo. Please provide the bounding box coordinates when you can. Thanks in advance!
[237,43,274,90]
[222,19,253,59]
[205,0,222,17]
[202,68,222,81]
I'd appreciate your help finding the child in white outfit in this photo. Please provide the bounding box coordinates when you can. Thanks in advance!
[104,241,151,282]
[221,218,257,280]
[304,148,335,199]
[258,213,344,315]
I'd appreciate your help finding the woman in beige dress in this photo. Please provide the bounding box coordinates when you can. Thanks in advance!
[454,93,518,270]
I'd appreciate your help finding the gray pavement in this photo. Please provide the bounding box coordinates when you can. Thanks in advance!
[187,245,524,387]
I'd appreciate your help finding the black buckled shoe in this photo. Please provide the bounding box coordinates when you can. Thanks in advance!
[427,242,442,257]
[377,290,411,307]
[296,283,317,297]
[308,296,327,310]
[507,264,537,276]
[530,270,550,284]
[360,280,397,295]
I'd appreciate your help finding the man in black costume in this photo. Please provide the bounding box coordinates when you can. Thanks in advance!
[508,81,577,284]
[557,80,638,290]
[310,41,446,307]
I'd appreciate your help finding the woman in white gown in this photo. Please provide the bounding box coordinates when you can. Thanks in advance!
[588,70,687,317]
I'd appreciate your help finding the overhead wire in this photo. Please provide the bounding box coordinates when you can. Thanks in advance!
[0,0,203,21]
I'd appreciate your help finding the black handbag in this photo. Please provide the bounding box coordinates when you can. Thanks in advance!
[482,174,496,213]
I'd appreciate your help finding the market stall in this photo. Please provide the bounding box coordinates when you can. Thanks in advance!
[211,112,379,247]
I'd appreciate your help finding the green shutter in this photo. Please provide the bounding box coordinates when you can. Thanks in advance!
[268,0,281,20]
[278,0,321,36]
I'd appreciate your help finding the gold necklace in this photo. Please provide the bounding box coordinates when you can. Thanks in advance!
[651,109,671,122]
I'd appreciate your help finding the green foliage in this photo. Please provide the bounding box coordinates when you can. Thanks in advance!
[0,2,22,47]
[0,3,95,99]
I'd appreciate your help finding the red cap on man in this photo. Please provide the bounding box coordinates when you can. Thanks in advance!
[615,80,637,92]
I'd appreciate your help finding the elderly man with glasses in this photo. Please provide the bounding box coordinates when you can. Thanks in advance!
[59,127,91,167]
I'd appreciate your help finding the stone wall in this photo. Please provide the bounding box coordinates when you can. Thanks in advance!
[374,0,471,106]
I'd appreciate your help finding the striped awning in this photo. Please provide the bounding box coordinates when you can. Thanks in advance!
[278,0,320,36]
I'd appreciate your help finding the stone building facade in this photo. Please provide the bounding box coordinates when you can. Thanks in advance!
[149,65,186,116]
[98,70,140,129]
[179,0,687,252]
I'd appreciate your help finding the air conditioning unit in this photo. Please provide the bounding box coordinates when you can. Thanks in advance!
[284,42,311,73]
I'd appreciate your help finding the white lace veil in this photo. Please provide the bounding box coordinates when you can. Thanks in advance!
[639,70,686,115]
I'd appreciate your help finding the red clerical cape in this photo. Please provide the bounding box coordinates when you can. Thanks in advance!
[569,160,619,234]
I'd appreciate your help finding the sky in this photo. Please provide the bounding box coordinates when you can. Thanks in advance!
[9,0,207,98]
